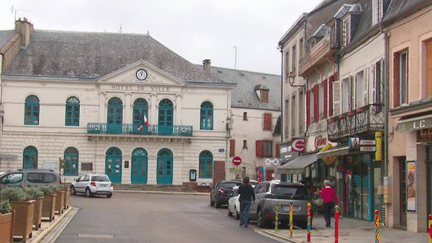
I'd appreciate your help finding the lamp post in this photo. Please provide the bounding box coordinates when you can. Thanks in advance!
[287,72,305,92]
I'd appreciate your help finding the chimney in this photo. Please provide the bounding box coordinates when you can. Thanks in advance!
[203,59,211,73]
[15,18,33,48]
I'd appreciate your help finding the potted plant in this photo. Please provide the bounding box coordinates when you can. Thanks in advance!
[52,185,65,214]
[0,200,15,243]
[40,185,56,222]
[23,186,44,230]
[1,187,35,243]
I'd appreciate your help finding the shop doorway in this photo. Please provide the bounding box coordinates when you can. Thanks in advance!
[345,154,371,220]
[427,147,432,230]
[399,156,407,228]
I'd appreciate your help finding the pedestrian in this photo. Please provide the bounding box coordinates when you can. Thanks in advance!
[237,176,255,228]
[318,180,339,227]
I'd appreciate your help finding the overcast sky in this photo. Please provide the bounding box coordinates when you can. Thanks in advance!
[0,0,323,75]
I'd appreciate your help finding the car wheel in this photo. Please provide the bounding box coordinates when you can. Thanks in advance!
[70,186,76,195]
[257,209,268,228]
[85,188,93,197]
[106,193,112,198]
[234,207,239,219]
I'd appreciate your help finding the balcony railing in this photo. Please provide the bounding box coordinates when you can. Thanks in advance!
[327,104,384,141]
[87,123,193,136]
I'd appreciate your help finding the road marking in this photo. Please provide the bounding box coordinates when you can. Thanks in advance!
[79,234,114,238]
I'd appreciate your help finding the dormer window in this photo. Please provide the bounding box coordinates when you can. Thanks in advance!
[255,85,269,103]
[372,0,384,26]
[342,17,351,47]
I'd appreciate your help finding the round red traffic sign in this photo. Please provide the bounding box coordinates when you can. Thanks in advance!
[232,156,242,166]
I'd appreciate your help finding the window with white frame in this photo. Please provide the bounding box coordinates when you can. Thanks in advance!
[342,17,351,47]
[399,51,408,105]
[342,77,350,113]
[355,71,364,109]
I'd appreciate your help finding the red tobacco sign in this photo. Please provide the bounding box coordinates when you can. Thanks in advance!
[291,137,306,152]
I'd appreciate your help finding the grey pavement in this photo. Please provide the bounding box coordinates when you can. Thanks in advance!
[262,214,428,243]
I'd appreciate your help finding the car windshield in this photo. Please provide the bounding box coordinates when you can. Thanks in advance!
[271,185,308,197]
[92,175,110,182]
[221,182,239,190]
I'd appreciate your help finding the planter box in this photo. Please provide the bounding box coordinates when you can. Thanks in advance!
[0,210,15,243]
[55,190,65,214]
[42,193,56,222]
[10,200,35,243]
[63,188,70,210]
[32,197,44,230]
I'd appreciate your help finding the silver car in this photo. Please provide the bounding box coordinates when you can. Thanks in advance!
[228,186,240,219]
[0,169,61,194]
[249,180,312,229]
[70,174,113,198]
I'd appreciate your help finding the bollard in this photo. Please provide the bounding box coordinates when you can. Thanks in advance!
[290,202,294,237]
[429,214,432,243]
[335,205,339,243]
[307,202,311,242]
[375,210,380,243]
[275,200,280,231]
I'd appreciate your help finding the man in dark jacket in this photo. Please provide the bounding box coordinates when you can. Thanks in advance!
[238,176,255,227]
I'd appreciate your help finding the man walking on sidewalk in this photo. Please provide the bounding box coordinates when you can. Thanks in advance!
[238,176,255,228]
[318,180,339,227]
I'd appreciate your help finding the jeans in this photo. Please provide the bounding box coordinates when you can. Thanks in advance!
[323,202,334,227]
[240,200,252,226]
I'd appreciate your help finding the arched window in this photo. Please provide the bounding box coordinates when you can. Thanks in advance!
[158,99,173,135]
[133,98,149,128]
[199,150,213,178]
[200,101,213,130]
[65,97,80,126]
[25,95,40,125]
[107,97,123,134]
[23,146,38,169]
[64,147,79,176]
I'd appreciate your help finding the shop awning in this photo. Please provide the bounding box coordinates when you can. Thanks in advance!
[316,146,349,158]
[396,114,432,132]
[276,153,318,174]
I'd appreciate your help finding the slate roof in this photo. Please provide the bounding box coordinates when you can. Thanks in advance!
[351,0,372,42]
[3,30,225,84]
[0,30,14,50]
[208,66,281,111]
[333,4,354,18]
[383,0,432,26]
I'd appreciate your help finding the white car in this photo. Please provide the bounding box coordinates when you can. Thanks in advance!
[228,186,240,219]
[70,174,113,198]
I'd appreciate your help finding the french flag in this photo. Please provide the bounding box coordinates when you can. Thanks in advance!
[138,114,149,131]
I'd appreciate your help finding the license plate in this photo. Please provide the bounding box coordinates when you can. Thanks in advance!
[100,184,108,187]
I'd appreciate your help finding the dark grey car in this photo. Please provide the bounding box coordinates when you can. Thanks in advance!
[249,180,312,229]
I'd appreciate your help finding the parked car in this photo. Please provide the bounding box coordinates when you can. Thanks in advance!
[70,174,113,198]
[249,180,312,229]
[231,179,258,188]
[227,186,240,219]
[0,169,61,194]
[210,180,241,208]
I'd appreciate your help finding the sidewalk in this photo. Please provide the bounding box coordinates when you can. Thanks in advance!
[262,215,428,243]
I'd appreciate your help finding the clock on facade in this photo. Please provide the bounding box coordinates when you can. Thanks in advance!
[136,69,148,81]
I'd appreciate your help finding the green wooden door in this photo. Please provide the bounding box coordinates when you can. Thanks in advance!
[131,148,148,184]
[105,147,122,183]
[157,149,173,184]
[158,99,173,135]
[107,97,123,134]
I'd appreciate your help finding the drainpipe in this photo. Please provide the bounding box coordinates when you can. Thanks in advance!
[379,23,389,178]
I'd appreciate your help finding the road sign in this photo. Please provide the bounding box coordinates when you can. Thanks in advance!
[360,146,376,152]
[232,156,242,166]
[360,140,376,145]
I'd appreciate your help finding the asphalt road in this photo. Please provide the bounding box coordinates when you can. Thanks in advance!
[55,192,285,243]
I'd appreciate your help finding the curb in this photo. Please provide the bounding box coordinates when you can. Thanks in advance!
[114,190,209,196]
[29,207,79,243]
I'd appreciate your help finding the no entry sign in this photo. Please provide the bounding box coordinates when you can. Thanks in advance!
[232,156,242,166]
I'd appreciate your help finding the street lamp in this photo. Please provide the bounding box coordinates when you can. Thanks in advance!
[287,72,305,91]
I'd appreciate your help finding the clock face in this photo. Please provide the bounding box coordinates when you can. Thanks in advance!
[136,69,148,81]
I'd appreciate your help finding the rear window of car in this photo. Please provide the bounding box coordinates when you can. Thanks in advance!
[271,185,308,197]
[221,182,239,190]
[91,175,110,182]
